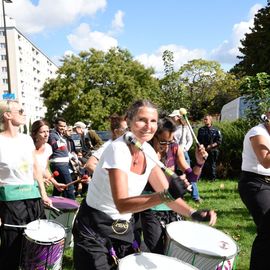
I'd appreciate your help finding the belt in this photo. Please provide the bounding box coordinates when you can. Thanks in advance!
[242,171,270,184]
[262,175,270,184]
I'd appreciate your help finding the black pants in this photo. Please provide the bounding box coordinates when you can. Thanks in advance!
[0,199,45,270]
[140,209,181,254]
[202,149,219,180]
[72,201,135,270]
[238,171,270,270]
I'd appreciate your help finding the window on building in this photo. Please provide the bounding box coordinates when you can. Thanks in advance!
[2,67,7,72]
[0,43,5,48]
[1,55,7,60]
[0,31,5,36]
[2,78,8,84]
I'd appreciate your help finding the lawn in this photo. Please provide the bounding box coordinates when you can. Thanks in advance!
[49,179,255,270]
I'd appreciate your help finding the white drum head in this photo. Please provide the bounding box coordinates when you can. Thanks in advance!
[166,221,237,258]
[118,252,199,269]
[24,219,66,243]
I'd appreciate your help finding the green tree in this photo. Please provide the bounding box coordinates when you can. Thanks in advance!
[231,1,270,76]
[41,48,161,129]
[159,50,186,113]
[239,72,270,125]
[177,59,240,120]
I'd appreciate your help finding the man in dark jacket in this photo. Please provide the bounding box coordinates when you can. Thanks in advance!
[198,115,222,181]
[48,117,75,199]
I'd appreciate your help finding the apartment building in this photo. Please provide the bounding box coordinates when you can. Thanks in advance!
[0,17,58,124]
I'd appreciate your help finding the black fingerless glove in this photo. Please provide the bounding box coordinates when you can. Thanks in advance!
[167,176,186,200]
[191,209,211,222]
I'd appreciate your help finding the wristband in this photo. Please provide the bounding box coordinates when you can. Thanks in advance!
[191,209,211,222]
[195,162,204,168]
[184,168,199,182]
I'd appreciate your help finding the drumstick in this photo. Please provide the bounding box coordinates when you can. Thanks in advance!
[4,223,28,228]
[123,132,192,193]
[50,205,61,212]
[179,108,207,160]
[65,174,89,188]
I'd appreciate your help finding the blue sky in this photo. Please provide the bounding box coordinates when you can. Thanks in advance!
[4,0,267,76]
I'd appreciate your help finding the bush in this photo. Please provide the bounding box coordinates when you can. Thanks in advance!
[217,119,251,178]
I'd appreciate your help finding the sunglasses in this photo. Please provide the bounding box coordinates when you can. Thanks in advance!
[158,139,175,145]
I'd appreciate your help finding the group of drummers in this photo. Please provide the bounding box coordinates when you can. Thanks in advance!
[6,98,267,270]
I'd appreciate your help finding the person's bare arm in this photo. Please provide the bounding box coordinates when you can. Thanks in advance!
[251,135,270,168]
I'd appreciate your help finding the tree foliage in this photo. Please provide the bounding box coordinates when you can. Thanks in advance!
[239,72,270,125]
[177,59,240,120]
[41,48,161,129]
[231,1,270,76]
[159,50,186,113]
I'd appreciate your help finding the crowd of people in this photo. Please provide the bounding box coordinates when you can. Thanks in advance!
[1,97,268,270]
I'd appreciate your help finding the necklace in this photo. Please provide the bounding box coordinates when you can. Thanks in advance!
[132,150,140,165]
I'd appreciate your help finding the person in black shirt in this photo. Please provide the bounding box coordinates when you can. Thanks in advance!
[197,115,222,181]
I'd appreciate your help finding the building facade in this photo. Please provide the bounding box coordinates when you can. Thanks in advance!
[0,17,58,125]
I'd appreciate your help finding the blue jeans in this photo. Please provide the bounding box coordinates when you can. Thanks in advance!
[184,152,200,200]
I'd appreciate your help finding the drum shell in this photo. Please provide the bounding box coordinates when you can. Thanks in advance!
[118,252,199,270]
[45,196,79,248]
[165,221,238,270]
[20,220,65,270]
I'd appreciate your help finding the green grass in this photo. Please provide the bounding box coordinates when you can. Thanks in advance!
[185,179,255,270]
[47,180,255,270]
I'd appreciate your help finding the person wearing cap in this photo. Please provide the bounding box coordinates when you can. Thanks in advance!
[73,121,103,158]
[169,109,201,203]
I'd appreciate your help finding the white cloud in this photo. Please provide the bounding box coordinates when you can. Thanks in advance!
[67,23,118,52]
[111,10,125,32]
[137,4,264,75]
[6,0,107,34]
[135,45,206,76]
[209,4,263,66]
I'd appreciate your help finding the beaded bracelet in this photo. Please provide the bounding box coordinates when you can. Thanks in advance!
[158,189,174,203]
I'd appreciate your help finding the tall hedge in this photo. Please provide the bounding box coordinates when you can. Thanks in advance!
[191,119,252,179]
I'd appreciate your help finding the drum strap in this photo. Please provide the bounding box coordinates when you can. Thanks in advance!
[0,183,40,201]
[75,200,140,267]
[76,199,134,243]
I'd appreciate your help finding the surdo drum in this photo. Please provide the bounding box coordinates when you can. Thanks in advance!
[165,221,238,270]
[45,196,79,248]
[118,252,199,270]
[20,219,66,270]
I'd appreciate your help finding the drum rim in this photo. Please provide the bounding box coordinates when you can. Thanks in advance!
[118,252,199,269]
[165,221,239,259]
[23,233,65,245]
[24,219,66,243]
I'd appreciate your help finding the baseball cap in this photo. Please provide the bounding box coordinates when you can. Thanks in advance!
[73,121,86,129]
[168,110,180,117]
